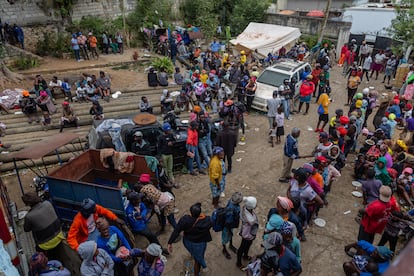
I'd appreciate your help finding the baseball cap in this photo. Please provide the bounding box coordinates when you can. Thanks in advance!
[379,185,392,203]
[263,232,283,249]
[134,131,143,137]
[302,163,316,173]
[319,132,329,139]
[162,122,171,131]
[316,155,328,164]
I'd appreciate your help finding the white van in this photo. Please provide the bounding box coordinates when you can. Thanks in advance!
[252,59,312,112]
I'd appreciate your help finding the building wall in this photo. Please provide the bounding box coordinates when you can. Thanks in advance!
[266,13,352,56]
[266,13,351,40]
[0,0,137,26]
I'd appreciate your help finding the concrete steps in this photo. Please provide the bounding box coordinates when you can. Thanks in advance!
[0,85,183,172]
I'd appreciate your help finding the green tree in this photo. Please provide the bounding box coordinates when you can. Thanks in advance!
[215,0,236,28]
[228,0,271,36]
[180,0,218,38]
[128,0,172,30]
[388,0,414,49]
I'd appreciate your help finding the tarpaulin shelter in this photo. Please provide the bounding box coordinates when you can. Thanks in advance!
[230,22,301,57]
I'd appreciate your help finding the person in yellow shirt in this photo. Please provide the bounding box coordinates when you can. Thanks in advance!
[316,92,330,132]
[222,53,229,67]
[240,50,247,65]
[209,147,225,208]
[200,69,208,84]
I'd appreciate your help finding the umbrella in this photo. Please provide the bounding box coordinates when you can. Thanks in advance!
[306,10,324,17]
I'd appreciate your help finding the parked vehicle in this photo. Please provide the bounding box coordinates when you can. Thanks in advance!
[252,59,312,112]
[87,114,188,168]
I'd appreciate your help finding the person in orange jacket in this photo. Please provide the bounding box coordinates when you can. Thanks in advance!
[67,198,124,251]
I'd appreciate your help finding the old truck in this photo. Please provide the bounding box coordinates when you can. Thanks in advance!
[46,149,155,223]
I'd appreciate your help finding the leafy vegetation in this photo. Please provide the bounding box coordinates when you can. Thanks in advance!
[228,0,271,37]
[388,0,414,54]
[151,57,174,74]
[13,55,39,70]
[35,32,71,57]
[180,0,218,39]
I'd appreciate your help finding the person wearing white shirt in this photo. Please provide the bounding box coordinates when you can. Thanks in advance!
[49,76,63,99]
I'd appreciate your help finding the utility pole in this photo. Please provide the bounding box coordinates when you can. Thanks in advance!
[317,0,332,44]
[121,0,130,48]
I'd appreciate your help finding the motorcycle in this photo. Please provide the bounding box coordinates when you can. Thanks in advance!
[32,176,49,200]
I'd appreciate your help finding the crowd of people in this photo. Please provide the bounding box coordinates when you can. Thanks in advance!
[70,31,123,62]
[0,18,24,49]
[11,29,414,276]
[17,71,114,132]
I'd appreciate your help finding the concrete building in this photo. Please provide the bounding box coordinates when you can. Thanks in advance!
[277,0,370,11]
[342,4,396,41]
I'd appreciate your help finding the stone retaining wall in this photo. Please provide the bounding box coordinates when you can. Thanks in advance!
[0,0,137,26]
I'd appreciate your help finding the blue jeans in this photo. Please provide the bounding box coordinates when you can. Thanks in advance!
[73,49,80,61]
[198,137,212,166]
[186,144,202,172]
[282,99,290,119]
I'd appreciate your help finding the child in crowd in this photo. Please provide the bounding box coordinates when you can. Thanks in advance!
[269,121,277,147]
[397,167,414,207]
[275,105,285,144]
[76,82,88,103]
[354,154,367,179]
[41,111,51,131]
[174,67,184,85]
[61,78,72,102]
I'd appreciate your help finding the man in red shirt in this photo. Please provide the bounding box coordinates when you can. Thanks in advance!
[358,186,399,243]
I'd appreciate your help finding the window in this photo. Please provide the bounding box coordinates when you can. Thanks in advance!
[257,71,289,87]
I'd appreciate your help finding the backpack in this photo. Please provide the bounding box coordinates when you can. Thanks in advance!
[211,204,239,232]
[211,207,227,232]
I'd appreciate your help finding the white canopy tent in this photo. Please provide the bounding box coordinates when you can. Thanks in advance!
[230,22,301,57]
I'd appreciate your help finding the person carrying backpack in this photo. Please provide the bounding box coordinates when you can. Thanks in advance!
[221,192,243,259]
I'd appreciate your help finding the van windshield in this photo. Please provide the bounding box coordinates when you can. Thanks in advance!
[257,71,289,87]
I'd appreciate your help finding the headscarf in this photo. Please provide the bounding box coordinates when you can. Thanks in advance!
[213,146,224,155]
[375,157,388,174]
[375,157,392,186]
[146,243,162,257]
[280,221,293,236]
[277,196,293,212]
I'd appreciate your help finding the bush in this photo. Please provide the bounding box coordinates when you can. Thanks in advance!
[151,57,174,74]
[35,32,71,58]
[13,55,39,70]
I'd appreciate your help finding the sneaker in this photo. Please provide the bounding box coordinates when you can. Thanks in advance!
[220,192,225,198]
[173,208,179,214]
[287,117,293,120]
[190,171,198,176]
[314,128,319,133]
[278,178,289,183]
[198,169,207,175]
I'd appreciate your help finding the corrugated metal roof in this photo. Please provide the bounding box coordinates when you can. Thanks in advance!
[11,133,82,160]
